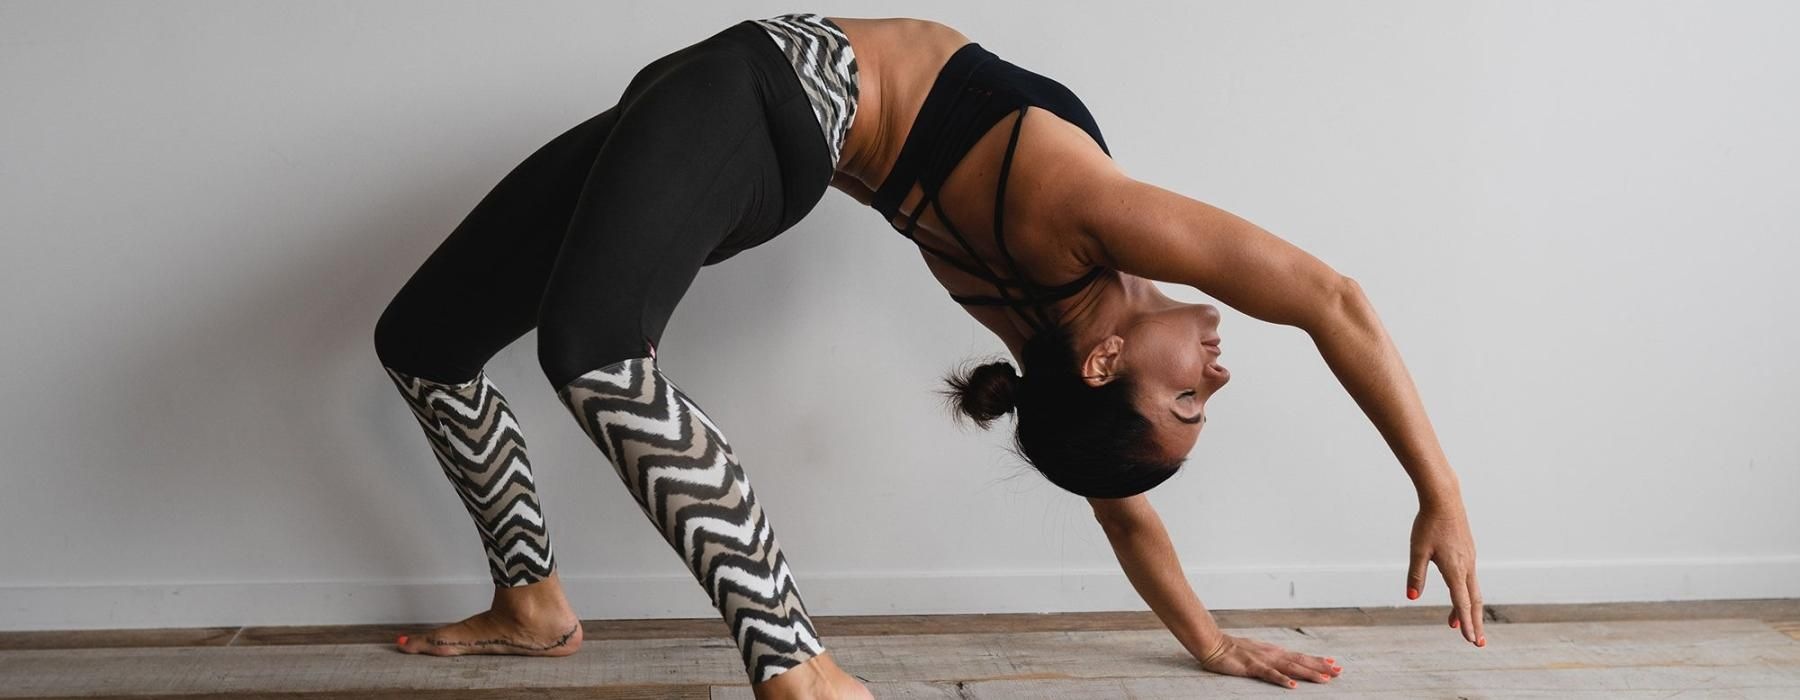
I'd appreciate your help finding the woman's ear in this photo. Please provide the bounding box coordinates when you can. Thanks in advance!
[1082,335,1126,387]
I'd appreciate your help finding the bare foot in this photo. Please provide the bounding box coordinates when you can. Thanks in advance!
[396,572,583,657]
[751,651,873,700]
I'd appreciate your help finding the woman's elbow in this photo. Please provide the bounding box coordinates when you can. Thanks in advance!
[1309,275,1372,334]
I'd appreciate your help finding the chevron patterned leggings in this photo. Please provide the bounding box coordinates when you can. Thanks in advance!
[560,356,824,681]
[372,19,834,685]
[382,367,556,587]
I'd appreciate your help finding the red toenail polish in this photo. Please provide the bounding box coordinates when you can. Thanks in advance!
[1325,657,1334,664]
[1478,637,1487,647]
[396,635,408,646]
[1451,619,1459,628]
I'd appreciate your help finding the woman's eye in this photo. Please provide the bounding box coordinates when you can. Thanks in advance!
[1178,390,1196,400]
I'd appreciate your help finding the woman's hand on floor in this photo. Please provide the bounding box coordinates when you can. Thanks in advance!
[1408,500,1486,646]
[1194,633,1343,689]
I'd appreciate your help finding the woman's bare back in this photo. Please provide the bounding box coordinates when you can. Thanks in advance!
[826,17,1124,347]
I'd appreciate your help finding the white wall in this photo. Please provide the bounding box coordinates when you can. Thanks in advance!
[2,0,1795,631]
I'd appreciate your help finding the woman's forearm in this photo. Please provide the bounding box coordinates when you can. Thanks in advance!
[1308,278,1462,508]
[1099,510,1227,659]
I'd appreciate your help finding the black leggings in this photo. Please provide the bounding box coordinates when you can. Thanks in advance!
[373,20,831,387]
[371,19,845,683]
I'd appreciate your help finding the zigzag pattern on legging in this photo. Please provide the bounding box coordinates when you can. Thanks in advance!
[557,356,824,684]
[750,13,859,169]
[384,366,555,587]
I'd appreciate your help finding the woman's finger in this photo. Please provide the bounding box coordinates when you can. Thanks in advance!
[1444,564,1475,644]
[1255,663,1297,689]
[1468,570,1487,646]
[1286,651,1337,679]
[1407,546,1430,600]
[1282,656,1334,683]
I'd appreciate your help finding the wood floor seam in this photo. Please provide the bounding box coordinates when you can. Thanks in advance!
[1,619,1794,698]
[1,598,1794,651]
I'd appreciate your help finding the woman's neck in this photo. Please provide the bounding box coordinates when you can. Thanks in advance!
[1003,273,1178,364]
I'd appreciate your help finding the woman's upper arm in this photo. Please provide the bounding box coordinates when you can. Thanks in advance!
[1073,171,1352,332]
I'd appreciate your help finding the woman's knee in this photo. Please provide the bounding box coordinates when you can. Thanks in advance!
[374,297,488,384]
[536,313,649,390]
[372,298,422,370]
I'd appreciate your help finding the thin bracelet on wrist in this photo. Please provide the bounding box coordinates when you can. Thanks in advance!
[1198,636,1233,666]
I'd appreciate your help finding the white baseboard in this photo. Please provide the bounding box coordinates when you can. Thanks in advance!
[4,555,1797,631]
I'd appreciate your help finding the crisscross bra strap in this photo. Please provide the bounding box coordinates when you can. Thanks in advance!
[948,264,1108,308]
[881,72,1104,332]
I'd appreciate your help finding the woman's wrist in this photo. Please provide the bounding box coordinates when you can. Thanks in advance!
[1414,468,1464,512]
[1419,483,1465,514]
[1180,622,1230,661]
[1196,634,1234,667]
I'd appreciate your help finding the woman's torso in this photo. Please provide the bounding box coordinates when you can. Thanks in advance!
[824,17,1121,352]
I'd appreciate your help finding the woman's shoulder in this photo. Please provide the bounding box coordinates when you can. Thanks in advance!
[1007,106,1129,271]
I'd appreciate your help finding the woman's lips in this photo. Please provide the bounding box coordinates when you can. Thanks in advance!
[1203,338,1227,375]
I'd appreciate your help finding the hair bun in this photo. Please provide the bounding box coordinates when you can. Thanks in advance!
[942,360,1021,429]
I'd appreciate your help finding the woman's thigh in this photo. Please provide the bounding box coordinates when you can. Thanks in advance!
[535,52,784,386]
[374,105,622,383]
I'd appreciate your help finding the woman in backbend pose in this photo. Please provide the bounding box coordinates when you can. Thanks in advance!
[373,12,1484,698]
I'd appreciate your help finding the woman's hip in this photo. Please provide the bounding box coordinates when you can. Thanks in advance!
[611,20,833,254]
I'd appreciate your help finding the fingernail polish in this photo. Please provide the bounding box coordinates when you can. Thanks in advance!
[1407,587,1419,600]
[1451,618,1459,628]
[1288,680,1297,688]
[1325,657,1334,664]
[396,635,408,646]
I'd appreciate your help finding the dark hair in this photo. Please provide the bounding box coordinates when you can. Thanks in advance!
[941,321,1185,499]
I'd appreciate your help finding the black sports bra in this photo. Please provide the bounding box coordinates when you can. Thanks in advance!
[870,42,1113,332]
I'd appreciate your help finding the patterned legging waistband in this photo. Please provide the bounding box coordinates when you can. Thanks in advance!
[749,13,860,170]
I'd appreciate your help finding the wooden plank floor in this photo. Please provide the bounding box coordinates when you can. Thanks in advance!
[1,599,1795,698]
